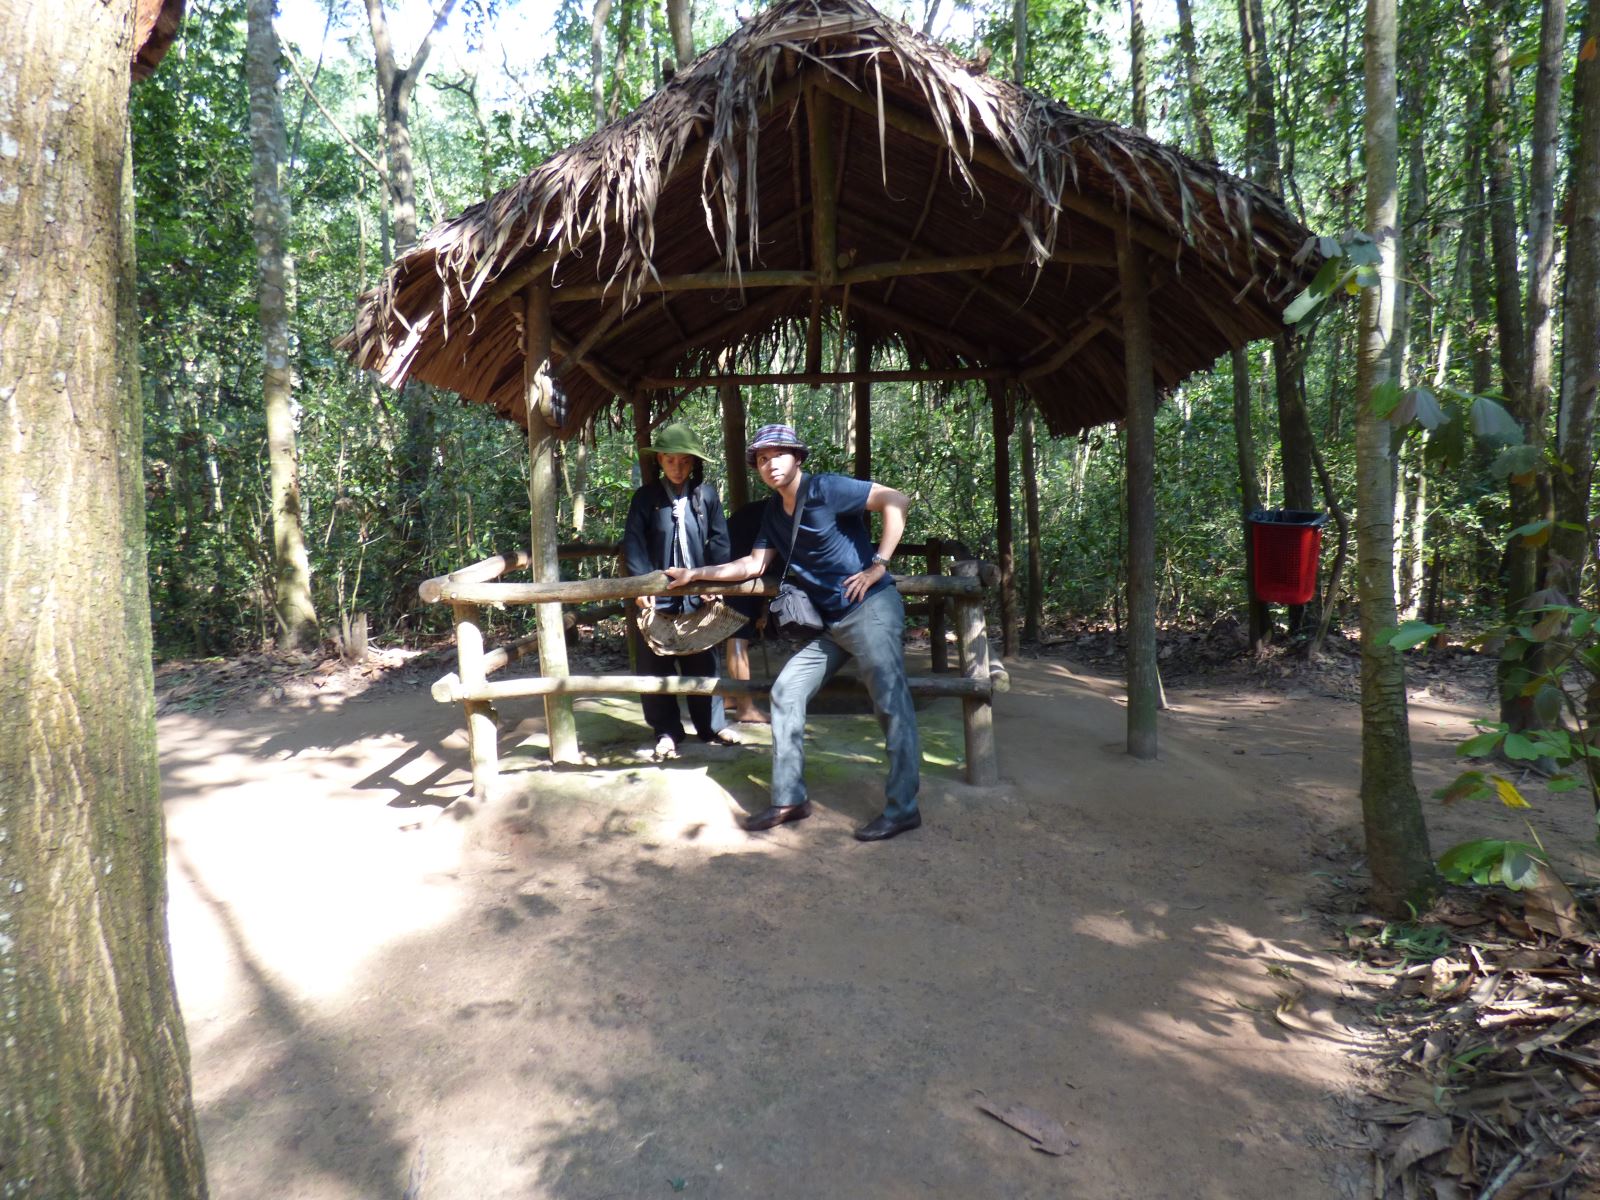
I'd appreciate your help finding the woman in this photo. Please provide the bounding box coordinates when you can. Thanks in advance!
[622,423,737,758]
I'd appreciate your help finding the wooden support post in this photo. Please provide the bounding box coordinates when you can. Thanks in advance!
[954,591,1000,784]
[1117,229,1159,760]
[720,379,748,510]
[990,378,1018,658]
[525,282,581,764]
[632,391,657,485]
[853,333,872,480]
[807,86,837,287]
[1021,399,1043,643]
[626,390,652,673]
[452,602,499,800]
[928,538,948,673]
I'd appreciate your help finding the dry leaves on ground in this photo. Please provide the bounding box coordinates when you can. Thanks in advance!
[1344,889,1600,1199]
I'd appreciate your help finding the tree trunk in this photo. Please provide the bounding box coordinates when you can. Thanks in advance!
[1552,0,1600,600]
[364,0,458,602]
[0,5,208,1194]
[1356,0,1434,915]
[248,0,318,651]
[665,0,693,70]
[1128,0,1147,130]
[1175,0,1216,160]
[591,0,613,129]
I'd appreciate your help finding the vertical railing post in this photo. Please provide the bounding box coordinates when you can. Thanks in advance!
[452,601,499,800]
[928,537,948,674]
[953,564,999,785]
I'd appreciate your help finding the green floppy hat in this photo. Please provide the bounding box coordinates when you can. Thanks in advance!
[644,422,711,460]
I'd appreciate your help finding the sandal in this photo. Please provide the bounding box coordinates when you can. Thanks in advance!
[705,730,743,747]
[654,734,679,760]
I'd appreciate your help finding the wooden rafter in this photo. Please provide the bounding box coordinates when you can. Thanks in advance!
[815,74,1189,264]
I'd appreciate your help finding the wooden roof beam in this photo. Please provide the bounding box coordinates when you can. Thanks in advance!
[639,365,1015,390]
[814,74,1189,264]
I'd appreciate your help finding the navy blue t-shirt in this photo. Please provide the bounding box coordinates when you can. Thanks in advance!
[753,473,890,622]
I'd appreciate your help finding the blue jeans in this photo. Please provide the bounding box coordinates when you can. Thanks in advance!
[769,585,920,820]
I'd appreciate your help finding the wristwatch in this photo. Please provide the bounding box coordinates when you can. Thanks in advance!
[870,553,890,568]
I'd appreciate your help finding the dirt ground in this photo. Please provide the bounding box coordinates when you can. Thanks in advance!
[157,639,1600,1200]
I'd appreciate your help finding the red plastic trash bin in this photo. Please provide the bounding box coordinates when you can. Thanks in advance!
[1248,509,1328,605]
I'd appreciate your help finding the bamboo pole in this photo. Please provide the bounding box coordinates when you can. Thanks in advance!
[423,571,981,607]
[431,672,995,705]
[640,365,1012,390]
[525,281,581,764]
[1117,230,1159,760]
[808,85,838,287]
[631,391,657,484]
[1021,400,1043,642]
[853,333,872,480]
[928,537,948,673]
[721,378,748,510]
[452,602,499,800]
[954,592,1000,784]
[990,378,1019,657]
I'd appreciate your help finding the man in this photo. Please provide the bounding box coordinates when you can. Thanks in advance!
[664,424,921,841]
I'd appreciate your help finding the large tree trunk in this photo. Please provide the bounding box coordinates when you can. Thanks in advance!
[1128,0,1147,130]
[1552,0,1600,606]
[665,0,693,69]
[0,4,208,1194]
[1356,0,1434,915]
[1175,0,1216,160]
[364,0,458,604]
[1180,0,1266,648]
[1236,0,1316,622]
[248,0,319,651]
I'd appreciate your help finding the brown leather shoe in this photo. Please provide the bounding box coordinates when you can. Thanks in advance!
[739,802,812,831]
[853,812,921,842]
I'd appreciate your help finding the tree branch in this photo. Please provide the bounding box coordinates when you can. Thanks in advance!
[282,42,386,181]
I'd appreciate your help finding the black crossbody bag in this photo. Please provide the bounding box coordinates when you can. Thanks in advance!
[767,483,826,637]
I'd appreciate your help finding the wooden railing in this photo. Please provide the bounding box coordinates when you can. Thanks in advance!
[420,546,1005,800]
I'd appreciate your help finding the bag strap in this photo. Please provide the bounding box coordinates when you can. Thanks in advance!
[774,476,807,582]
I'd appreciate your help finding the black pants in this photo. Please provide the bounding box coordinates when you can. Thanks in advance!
[636,616,722,741]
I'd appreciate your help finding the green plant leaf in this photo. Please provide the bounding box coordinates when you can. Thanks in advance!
[1371,378,1404,418]
[1381,619,1444,650]
[1439,838,1511,884]
[1434,770,1492,804]
[1547,775,1582,793]
[1508,519,1553,547]
[1500,845,1541,890]
[1533,684,1565,725]
[1457,729,1505,758]
[1346,237,1382,266]
[1502,733,1542,762]
[1472,397,1525,446]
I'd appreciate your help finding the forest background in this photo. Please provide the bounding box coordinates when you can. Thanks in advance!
[136,0,1586,660]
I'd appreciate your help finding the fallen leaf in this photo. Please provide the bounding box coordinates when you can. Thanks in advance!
[1387,1116,1454,1179]
[975,1098,1076,1155]
[1523,871,1587,940]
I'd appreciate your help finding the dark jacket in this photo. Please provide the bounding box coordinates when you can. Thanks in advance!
[623,480,731,611]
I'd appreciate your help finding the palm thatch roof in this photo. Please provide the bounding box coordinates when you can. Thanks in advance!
[343,0,1321,438]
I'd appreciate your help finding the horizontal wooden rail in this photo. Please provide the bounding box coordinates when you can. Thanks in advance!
[421,572,983,606]
[431,669,1005,705]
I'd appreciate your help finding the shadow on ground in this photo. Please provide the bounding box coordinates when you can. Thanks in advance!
[161,654,1434,1199]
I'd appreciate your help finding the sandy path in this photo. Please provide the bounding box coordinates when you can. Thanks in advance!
[160,649,1564,1199]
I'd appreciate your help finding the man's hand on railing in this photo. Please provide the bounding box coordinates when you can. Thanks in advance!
[663,565,696,589]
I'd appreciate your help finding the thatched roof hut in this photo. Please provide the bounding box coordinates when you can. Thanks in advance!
[344,0,1320,438]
